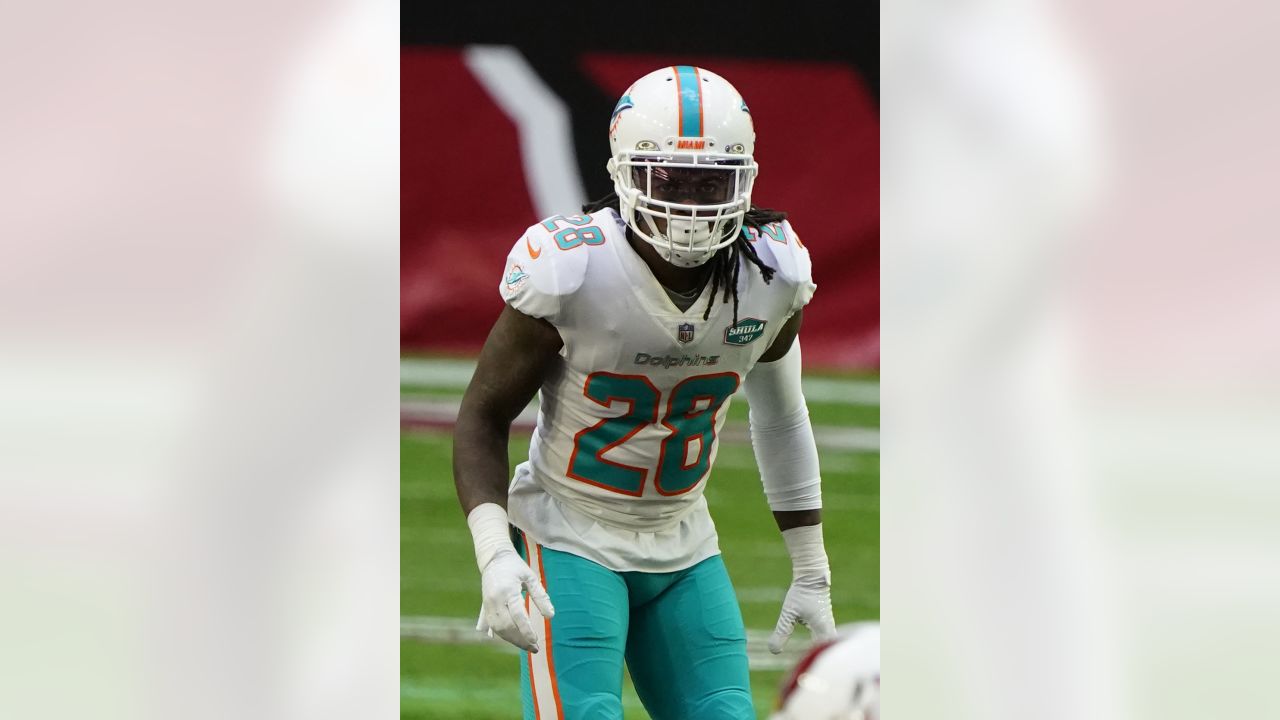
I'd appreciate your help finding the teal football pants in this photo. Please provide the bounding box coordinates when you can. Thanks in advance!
[515,530,754,720]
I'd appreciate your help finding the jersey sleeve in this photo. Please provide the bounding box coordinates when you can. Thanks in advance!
[752,219,817,315]
[497,222,590,325]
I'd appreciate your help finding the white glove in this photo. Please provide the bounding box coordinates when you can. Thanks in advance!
[769,524,837,654]
[467,503,555,653]
[476,548,555,653]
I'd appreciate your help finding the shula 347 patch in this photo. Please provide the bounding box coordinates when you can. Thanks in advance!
[723,317,766,346]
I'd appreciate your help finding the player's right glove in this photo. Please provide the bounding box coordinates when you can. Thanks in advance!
[467,503,555,653]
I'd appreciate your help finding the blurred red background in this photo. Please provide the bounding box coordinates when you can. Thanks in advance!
[402,48,879,369]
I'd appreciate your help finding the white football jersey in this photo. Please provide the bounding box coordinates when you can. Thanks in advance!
[498,207,815,572]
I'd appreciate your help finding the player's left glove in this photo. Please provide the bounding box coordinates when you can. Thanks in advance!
[769,523,838,654]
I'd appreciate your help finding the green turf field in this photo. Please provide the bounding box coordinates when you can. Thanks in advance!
[401,358,879,719]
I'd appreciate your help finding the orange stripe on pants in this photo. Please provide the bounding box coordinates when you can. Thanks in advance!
[532,540,565,720]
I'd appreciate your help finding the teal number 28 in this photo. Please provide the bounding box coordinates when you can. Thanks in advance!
[541,214,605,250]
[567,372,741,496]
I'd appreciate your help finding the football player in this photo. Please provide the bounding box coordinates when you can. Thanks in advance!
[454,65,836,720]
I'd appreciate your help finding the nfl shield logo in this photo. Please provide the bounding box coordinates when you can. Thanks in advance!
[677,322,695,344]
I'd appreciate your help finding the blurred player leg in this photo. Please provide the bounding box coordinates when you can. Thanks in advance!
[517,531,629,720]
[624,555,754,720]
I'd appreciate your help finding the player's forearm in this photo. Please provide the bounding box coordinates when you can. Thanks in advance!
[745,340,823,513]
[452,412,514,516]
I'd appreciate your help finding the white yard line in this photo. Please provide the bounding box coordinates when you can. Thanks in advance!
[712,448,877,474]
[401,397,540,429]
[401,614,806,670]
[401,357,879,406]
[400,358,479,388]
[401,396,879,451]
[797,377,880,405]
[810,426,880,453]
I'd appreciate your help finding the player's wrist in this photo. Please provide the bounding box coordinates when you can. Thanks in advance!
[467,502,516,572]
[781,523,831,583]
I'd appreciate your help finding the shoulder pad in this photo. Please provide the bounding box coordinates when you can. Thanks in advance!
[497,215,600,323]
[746,219,816,314]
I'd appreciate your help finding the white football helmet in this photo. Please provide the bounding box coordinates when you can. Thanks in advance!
[772,622,880,720]
[607,66,759,267]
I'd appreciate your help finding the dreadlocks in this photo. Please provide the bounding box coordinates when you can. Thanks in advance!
[581,192,784,323]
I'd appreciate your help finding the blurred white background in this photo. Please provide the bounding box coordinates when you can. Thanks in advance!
[884,0,1280,718]
[0,1,398,718]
